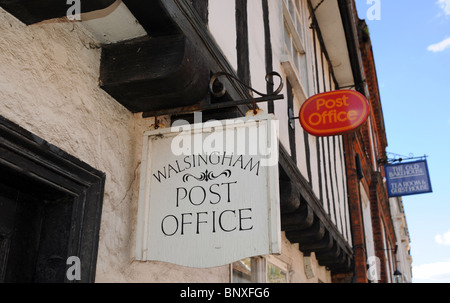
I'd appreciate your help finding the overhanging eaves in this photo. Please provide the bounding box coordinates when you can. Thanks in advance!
[310,0,362,92]
[279,144,353,273]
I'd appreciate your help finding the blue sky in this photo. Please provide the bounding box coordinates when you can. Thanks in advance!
[355,0,450,283]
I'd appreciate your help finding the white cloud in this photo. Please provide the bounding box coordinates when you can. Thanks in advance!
[436,230,450,245]
[413,261,450,282]
[427,38,450,52]
[437,0,450,15]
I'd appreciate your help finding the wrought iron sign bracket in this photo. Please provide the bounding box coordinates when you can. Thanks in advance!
[377,153,429,166]
[142,71,284,118]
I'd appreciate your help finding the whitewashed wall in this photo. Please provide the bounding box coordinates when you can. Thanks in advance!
[208,0,238,71]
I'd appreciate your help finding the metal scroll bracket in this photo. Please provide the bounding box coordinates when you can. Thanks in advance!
[142,71,284,118]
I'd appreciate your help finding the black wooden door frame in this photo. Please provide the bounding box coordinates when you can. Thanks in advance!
[0,115,105,283]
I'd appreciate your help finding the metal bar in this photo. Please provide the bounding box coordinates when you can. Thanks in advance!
[142,94,284,118]
[209,71,283,98]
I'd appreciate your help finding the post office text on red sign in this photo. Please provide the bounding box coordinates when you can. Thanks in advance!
[299,90,370,137]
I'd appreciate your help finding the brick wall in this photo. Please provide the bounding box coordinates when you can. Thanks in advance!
[342,133,368,283]
[335,0,397,283]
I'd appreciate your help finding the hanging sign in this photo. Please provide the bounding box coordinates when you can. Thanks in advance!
[384,160,433,197]
[299,90,370,137]
[135,114,281,268]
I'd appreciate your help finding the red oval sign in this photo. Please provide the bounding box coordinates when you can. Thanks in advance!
[299,90,370,137]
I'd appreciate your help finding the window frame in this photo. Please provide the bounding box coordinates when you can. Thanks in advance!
[232,256,290,283]
[281,0,311,98]
[0,115,106,283]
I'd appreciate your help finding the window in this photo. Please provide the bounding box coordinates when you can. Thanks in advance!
[232,256,289,283]
[266,256,288,283]
[281,0,310,97]
[232,258,253,283]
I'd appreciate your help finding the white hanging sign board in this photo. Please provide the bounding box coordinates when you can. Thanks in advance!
[135,114,281,268]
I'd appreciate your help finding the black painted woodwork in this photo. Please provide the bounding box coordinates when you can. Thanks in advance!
[287,80,297,163]
[122,0,180,37]
[100,35,209,113]
[99,0,214,113]
[236,0,250,86]
[158,0,252,114]
[189,0,208,25]
[262,0,274,114]
[0,183,73,282]
[0,115,105,283]
[278,143,353,273]
[0,0,115,25]
[279,180,301,214]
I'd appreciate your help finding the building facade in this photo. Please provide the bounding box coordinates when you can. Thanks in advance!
[0,0,408,283]
[390,196,413,283]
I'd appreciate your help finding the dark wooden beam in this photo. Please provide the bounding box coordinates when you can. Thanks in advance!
[236,0,250,85]
[285,218,326,243]
[262,0,274,113]
[281,203,314,231]
[158,0,252,116]
[122,0,180,37]
[100,35,209,113]
[0,0,116,25]
[0,115,105,282]
[101,0,261,115]
[299,232,334,253]
[279,143,353,272]
[279,180,301,214]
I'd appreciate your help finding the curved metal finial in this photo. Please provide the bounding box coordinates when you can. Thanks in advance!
[209,71,284,98]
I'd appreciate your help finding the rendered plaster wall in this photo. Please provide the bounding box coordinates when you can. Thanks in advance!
[0,8,229,283]
[278,232,331,283]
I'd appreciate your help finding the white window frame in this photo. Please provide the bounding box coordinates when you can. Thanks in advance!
[232,256,290,283]
[281,0,311,102]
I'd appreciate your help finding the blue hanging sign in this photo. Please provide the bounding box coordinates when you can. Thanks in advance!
[384,160,432,198]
